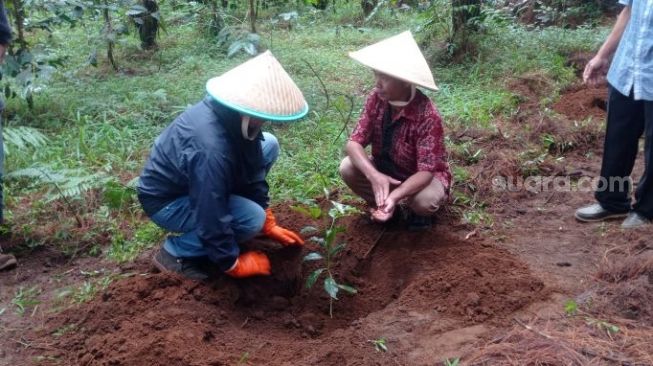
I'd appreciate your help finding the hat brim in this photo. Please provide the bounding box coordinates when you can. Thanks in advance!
[208,91,309,122]
[351,58,439,92]
[348,31,439,92]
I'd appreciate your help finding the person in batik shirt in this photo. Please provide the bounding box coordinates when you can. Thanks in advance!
[339,32,451,230]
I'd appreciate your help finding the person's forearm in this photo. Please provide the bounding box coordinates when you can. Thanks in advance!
[597,6,631,59]
[388,171,432,201]
[345,140,379,179]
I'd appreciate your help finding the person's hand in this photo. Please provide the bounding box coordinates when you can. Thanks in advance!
[225,251,271,278]
[368,172,401,208]
[370,195,397,223]
[583,55,610,87]
[262,208,304,246]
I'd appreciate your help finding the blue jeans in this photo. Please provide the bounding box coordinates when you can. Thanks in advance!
[149,132,279,258]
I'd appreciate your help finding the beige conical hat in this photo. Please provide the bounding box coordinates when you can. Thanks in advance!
[206,51,309,122]
[349,31,438,91]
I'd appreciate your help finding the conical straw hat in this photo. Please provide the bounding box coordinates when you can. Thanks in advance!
[206,51,309,122]
[349,31,438,91]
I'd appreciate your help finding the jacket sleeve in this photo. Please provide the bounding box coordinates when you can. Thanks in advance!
[187,149,239,272]
[0,1,12,46]
[243,179,269,210]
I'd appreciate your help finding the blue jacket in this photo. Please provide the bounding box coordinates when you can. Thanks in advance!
[0,0,11,46]
[137,97,269,271]
[0,0,12,111]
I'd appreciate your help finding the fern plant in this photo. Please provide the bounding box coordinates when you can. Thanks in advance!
[2,126,48,155]
[7,165,111,203]
[7,165,114,227]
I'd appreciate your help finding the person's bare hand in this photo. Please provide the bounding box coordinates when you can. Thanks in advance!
[583,55,610,87]
[368,172,401,208]
[370,195,397,223]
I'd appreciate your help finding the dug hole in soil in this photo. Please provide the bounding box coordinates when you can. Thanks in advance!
[35,205,547,366]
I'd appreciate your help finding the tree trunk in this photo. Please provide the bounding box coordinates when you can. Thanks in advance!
[209,0,224,36]
[103,0,118,71]
[10,0,27,50]
[248,0,256,33]
[361,0,377,16]
[136,0,159,50]
[451,0,480,35]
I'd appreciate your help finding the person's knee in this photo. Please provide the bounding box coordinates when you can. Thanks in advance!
[248,204,266,234]
[410,183,446,216]
[262,132,280,165]
[339,157,355,182]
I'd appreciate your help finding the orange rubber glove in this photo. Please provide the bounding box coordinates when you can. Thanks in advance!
[262,208,304,246]
[225,251,271,278]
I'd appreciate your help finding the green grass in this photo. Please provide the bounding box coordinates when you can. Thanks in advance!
[12,286,41,316]
[2,2,608,258]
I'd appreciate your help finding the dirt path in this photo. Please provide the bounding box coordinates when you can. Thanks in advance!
[1,80,651,365]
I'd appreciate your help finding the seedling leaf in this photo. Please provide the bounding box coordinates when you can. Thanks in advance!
[564,299,578,316]
[324,276,339,299]
[329,243,346,257]
[325,226,345,246]
[303,252,323,261]
[309,236,326,247]
[337,284,357,294]
[291,205,322,220]
[300,226,318,235]
[309,206,323,219]
[368,337,387,352]
[306,268,324,289]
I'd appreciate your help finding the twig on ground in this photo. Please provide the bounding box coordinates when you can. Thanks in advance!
[363,227,387,260]
[302,59,330,110]
[513,318,631,365]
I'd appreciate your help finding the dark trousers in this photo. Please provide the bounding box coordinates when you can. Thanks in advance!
[595,85,653,219]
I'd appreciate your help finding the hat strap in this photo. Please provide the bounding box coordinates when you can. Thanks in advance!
[241,115,259,141]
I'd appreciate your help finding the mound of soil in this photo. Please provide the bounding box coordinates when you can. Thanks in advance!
[553,85,608,122]
[34,209,547,366]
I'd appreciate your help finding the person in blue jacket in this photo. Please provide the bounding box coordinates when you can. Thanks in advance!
[138,52,308,281]
[0,0,16,271]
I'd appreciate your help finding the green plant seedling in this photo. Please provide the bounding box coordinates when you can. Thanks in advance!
[12,286,41,316]
[290,203,322,220]
[53,323,77,337]
[444,357,461,366]
[368,337,388,352]
[564,299,578,316]
[237,351,250,365]
[304,201,359,317]
[586,318,620,337]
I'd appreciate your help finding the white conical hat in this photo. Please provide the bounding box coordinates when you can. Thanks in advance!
[206,51,309,122]
[349,31,438,91]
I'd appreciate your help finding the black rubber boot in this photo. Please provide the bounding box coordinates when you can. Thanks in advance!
[0,253,17,271]
[152,247,209,281]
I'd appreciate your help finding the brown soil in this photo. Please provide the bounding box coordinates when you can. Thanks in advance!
[552,84,608,122]
[13,210,546,366]
[1,67,650,366]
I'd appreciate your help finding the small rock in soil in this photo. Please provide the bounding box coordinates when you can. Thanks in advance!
[269,296,290,311]
[465,292,481,307]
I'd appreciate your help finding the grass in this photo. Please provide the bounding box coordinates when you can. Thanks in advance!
[12,286,41,316]
[1,1,607,261]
